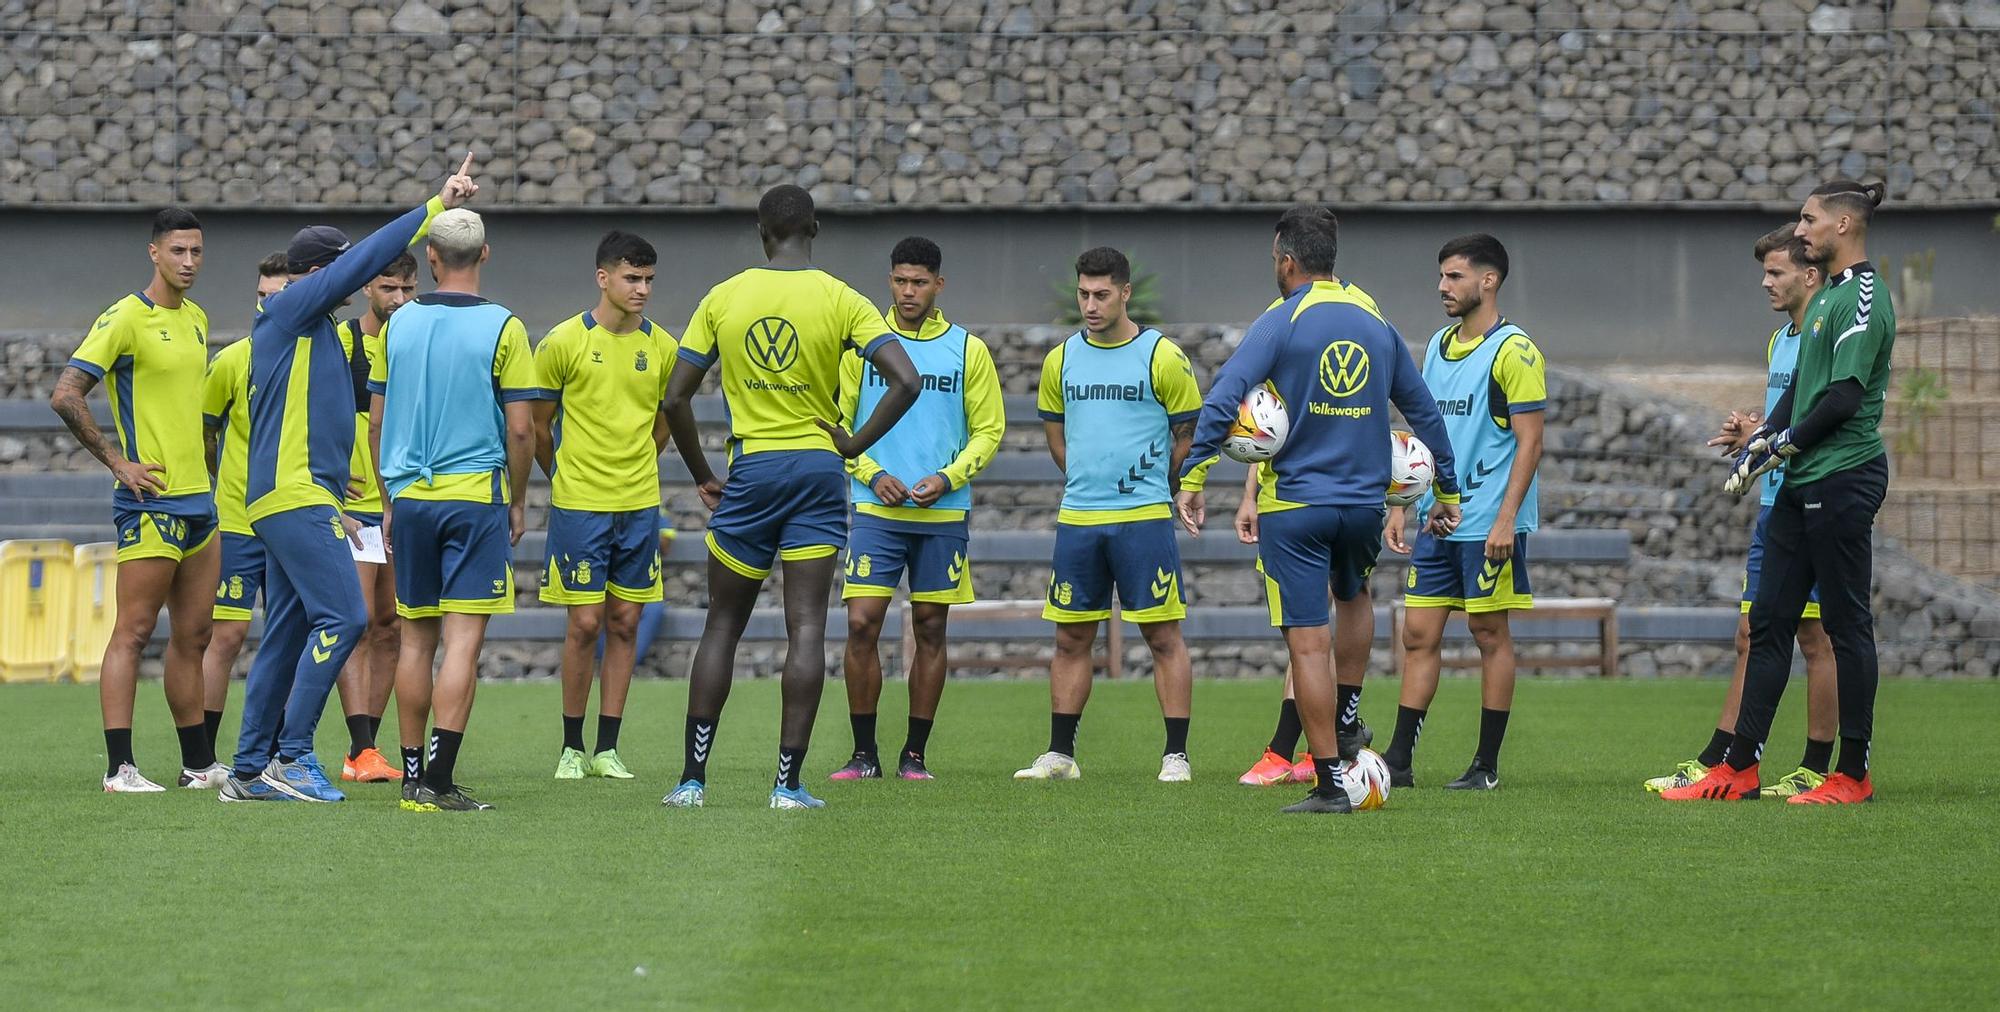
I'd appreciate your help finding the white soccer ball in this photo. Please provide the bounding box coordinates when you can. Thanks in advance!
[1386,430,1436,507]
[1341,749,1392,810]
[1223,385,1290,463]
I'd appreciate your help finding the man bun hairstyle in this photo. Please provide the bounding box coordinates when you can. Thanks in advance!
[891,236,943,274]
[1074,246,1131,286]
[151,207,201,239]
[1811,178,1888,223]
[1438,232,1509,283]
[1274,204,1340,275]
[429,208,486,270]
[757,184,816,241]
[1752,224,1813,270]
[596,230,657,270]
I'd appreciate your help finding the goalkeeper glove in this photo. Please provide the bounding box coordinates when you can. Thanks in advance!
[1722,426,1797,496]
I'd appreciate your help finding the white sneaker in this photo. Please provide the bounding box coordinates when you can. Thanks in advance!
[1158,753,1192,782]
[1013,751,1080,780]
[178,763,230,789]
[103,763,165,793]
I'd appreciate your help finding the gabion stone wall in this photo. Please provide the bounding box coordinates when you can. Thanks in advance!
[2,0,1995,208]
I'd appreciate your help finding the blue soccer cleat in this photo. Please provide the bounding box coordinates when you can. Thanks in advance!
[263,754,346,803]
[769,784,826,810]
[661,779,705,808]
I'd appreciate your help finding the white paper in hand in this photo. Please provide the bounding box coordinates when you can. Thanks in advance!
[350,524,387,564]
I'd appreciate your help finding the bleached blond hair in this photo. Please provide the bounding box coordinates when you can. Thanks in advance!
[430,208,486,268]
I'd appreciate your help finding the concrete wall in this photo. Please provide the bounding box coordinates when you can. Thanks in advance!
[3,206,1994,364]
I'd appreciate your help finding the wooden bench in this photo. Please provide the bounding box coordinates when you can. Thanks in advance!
[902,599,1122,679]
[1389,597,1620,678]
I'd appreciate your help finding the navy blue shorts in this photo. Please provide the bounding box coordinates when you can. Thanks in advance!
[1744,504,1821,619]
[212,530,266,620]
[389,498,514,618]
[114,496,217,564]
[541,505,662,605]
[1405,530,1532,613]
[706,449,847,579]
[843,516,973,605]
[1044,518,1185,624]
[1257,505,1384,628]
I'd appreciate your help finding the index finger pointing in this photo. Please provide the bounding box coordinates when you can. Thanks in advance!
[458,150,475,177]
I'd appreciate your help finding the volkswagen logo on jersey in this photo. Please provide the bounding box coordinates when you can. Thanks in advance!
[745,316,800,372]
[1318,340,1370,398]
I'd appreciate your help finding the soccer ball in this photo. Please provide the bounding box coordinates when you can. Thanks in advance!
[1341,749,1392,810]
[1386,430,1435,507]
[1222,385,1289,463]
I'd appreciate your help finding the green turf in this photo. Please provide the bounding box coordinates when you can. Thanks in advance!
[3,676,1996,1008]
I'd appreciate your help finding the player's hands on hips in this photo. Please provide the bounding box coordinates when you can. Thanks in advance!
[695,477,723,511]
[871,472,911,506]
[1382,505,1409,555]
[1424,501,1461,538]
[508,502,525,546]
[439,151,478,208]
[345,477,368,501]
[109,456,167,500]
[909,474,949,508]
[339,512,364,550]
[1233,492,1259,545]
[1174,489,1205,538]
[815,418,867,458]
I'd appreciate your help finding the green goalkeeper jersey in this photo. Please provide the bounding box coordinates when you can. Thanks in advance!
[1786,259,1894,486]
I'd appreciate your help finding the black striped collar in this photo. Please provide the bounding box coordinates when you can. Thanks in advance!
[1828,260,1875,288]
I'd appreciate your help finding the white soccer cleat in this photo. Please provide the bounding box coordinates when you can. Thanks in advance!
[1158,753,1192,782]
[103,763,165,793]
[178,763,231,789]
[1013,751,1080,780]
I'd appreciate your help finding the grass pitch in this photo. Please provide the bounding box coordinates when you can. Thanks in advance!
[3,675,1996,1008]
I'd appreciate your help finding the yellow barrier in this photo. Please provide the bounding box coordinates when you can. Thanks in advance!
[69,543,118,684]
[0,539,76,682]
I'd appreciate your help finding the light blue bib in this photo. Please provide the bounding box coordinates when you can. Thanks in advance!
[1762,323,1802,507]
[1058,328,1173,512]
[378,299,516,500]
[1418,322,1539,539]
[850,324,973,514]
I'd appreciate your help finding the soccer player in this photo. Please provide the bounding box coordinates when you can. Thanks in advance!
[659,184,921,811]
[332,252,417,782]
[1643,227,1837,796]
[219,155,477,805]
[1176,207,1461,813]
[1380,234,1544,792]
[199,252,290,755]
[370,205,539,812]
[1666,179,1894,805]
[534,230,677,782]
[831,236,1005,782]
[52,207,224,792]
[1016,246,1202,784]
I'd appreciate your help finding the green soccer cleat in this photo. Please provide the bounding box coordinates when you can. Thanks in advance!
[1643,759,1708,793]
[402,783,494,812]
[554,747,588,780]
[1761,766,1826,799]
[588,750,635,779]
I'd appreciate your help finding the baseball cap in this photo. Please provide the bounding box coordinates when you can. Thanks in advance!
[286,225,352,273]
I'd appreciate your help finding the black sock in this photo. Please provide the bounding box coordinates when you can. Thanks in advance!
[345,714,375,759]
[596,714,622,754]
[1474,708,1510,770]
[682,716,715,784]
[1049,712,1081,758]
[1311,755,1345,797]
[903,716,933,759]
[424,729,463,792]
[850,712,878,758]
[368,715,382,742]
[1724,733,1763,772]
[104,727,134,778]
[1835,736,1869,780]
[401,746,424,782]
[562,713,586,752]
[1383,706,1426,769]
[176,722,214,770]
[1698,727,1734,767]
[1337,684,1363,733]
[1269,698,1302,757]
[777,746,805,790]
[203,709,224,752]
[1163,716,1189,757]
[1801,737,1834,775]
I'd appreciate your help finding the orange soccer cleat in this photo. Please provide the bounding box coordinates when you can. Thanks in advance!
[1659,762,1760,801]
[1786,771,1873,805]
[1238,750,1295,786]
[341,747,402,782]
[1289,753,1317,784]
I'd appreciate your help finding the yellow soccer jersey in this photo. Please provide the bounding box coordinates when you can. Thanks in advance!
[336,319,383,515]
[201,338,252,534]
[677,267,894,456]
[69,291,212,501]
[535,311,678,512]
[1440,324,1548,429]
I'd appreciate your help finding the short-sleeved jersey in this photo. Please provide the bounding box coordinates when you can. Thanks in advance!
[534,311,677,512]
[371,293,542,503]
[1787,261,1894,485]
[68,291,213,507]
[676,267,894,457]
[336,319,383,516]
[1037,327,1202,524]
[1761,321,1804,507]
[201,338,253,535]
[1416,320,1544,539]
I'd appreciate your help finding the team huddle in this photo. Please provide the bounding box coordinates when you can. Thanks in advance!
[55,154,1895,814]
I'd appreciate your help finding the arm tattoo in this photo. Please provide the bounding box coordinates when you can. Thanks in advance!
[50,366,118,468]
[1171,419,1196,441]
